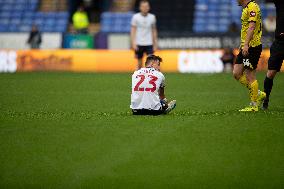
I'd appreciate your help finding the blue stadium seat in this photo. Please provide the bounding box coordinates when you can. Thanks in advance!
[100,12,133,33]
[22,18,34,25]
[54,25,67,33]
[207,11,218,18]
[10,18,22,25]
[14,4,26,11]
[218,24,228,33]
[10,12,23,18]
[0,18,9,25]
[0,0,69,33]
[219,11,230,18]
[57,12,69,19]
[194,17,206,25]
[219,18,230,25]
[8,25,19,32]
[34,17,44,26]
[45,18,56,26]
[207,24,218,32]
[0,11,12,18]
[196,0,208,4]
[14,0,28,3]
[18,24,31,32]
[194,11,206,18]
[193,24,206,33]
[195,4,208,11]
[219,4,230,11]
[0,24,9,32]
[42,25,55,32]
[1,4,14,11]
[44,12,58,18]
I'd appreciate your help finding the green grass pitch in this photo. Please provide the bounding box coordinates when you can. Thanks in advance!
[0,72,284,188]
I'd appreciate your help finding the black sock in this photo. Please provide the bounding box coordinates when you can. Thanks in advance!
[264,76,274,102]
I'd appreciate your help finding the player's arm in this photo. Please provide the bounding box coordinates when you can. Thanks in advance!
[243,21,256,56]
[159,75,166,100]
[243,5,258,56]
[159,87,165,100]
[152,26,158,51]
[130,26,137,51]
[130,16,137,51]
[152,16,158,51]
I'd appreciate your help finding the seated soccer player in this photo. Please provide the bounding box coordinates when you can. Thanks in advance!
[130,55,176,115]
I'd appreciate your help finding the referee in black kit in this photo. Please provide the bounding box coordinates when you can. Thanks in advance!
[263,0,284,109]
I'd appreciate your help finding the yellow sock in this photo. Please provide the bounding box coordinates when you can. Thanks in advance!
[239,74,249,88]
[249,80,259,103]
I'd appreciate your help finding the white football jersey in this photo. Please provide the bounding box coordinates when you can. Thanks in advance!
[131,13,156,46]
[130,68,165,110]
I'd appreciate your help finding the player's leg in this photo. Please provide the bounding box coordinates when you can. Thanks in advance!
[245,69,266,108]
[145,45,154,56]
[246,69,258,105]
[263,40,284,109]
[233,51,249,88]
[238,69,259,112]
[137,59,143,70]
[132,109,164,116]
[135,46,144,70]
[263,70,277,109]
[239,45,263,112]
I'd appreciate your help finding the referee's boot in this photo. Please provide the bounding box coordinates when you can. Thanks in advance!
[262,98,269,110]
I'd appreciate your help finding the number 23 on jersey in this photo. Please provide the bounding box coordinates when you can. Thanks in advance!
[134,74,158,92]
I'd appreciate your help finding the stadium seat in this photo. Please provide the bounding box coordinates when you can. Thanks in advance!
[0,18,9,25]
[0,0,62,32]
[8,25,19,32]
[18,24,31,32]
[100,12,133,33]
[22,18,34,25]
[10,12,23,19]
[193,0,275,33]
[10,18,22,25]
[0,0,71,33]
[0,11,12,18]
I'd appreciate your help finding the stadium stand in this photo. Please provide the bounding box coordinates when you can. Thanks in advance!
[0,0,69,32]
[100,0,195,34]
[100,0,134,33]
[193,0,276,33]
[0,0,277,36]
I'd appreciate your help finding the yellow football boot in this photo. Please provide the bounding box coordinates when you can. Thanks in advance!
[239,105,259,112]
[257,90,266,108]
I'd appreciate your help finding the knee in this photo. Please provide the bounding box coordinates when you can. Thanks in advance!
[233,70,242,80]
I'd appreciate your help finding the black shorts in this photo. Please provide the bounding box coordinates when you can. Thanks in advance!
[268,39,284,72]
[132,109,164,116]
[235,45,262,70]
[135,45,154,59]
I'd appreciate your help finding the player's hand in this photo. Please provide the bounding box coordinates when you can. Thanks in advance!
[132,43,138,51]
[242,45,249,57]
[153,44,158,52]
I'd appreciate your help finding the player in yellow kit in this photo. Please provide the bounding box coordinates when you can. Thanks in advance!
[233,0,266,112]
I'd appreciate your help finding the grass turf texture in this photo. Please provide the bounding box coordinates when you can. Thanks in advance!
[0,72,284,189]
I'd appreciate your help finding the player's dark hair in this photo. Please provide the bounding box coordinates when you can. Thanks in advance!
[145,55,162,66]
[139,0,149,5]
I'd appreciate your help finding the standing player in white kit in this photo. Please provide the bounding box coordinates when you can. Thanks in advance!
[130,55,176,115]
[131,0,158,70]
